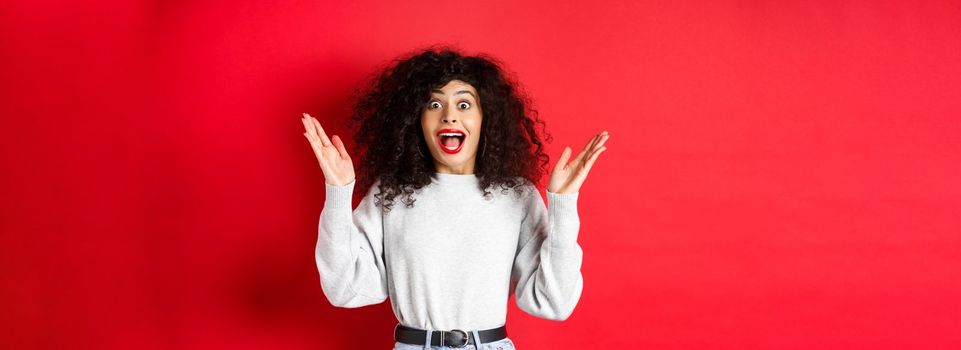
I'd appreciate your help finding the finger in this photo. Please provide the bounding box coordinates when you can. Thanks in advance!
[311,117,332,147]
[302,116,314,136]
[304,117,326,149]
[572,134,601,165]
[592,133,610,151]
[578,132,608,165]
[586,131,607,152]
[303,120,321,148]
[588,131,608,151]
[554,146,572,172]
[310,115,333,147]
[331,135,350,160]
[581,146,607,175]
[305,132,326,160]
[303,131,316,147]
[303,113,317,135]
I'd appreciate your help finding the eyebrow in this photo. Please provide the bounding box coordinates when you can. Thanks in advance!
[431,89,477,99]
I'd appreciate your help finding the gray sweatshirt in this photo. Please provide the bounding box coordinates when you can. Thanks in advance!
[315,172,583,331]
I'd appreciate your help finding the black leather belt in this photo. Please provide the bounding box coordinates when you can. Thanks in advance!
[394,324,507,348]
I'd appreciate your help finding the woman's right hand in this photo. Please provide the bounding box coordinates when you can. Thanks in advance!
[302,113,355,186]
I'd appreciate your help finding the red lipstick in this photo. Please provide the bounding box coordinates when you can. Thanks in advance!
[435,128,466,154]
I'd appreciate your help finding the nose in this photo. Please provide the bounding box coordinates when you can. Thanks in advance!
[442,106,457,124]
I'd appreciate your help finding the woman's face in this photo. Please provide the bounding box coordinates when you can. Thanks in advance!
[421,79,483,174]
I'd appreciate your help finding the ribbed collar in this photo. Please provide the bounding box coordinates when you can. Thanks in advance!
[431,171,480,185]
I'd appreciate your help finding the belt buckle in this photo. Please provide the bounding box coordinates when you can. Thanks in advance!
[443,329,469,348]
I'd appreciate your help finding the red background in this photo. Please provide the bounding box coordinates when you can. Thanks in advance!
[2,1,960,349]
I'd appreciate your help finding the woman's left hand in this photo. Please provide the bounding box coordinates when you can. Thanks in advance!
[548,131,610,194]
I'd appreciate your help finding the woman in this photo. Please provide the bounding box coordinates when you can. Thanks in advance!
[301,46,609,349]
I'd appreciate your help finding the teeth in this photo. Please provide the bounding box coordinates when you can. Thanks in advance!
[440,132,463,150]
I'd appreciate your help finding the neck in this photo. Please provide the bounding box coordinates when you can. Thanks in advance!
[433,159,476,174]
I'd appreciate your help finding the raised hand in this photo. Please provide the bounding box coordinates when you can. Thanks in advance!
[302,113,355,186]
[548,131,609,194]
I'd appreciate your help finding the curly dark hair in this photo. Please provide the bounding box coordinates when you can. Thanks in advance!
[347,45,552,213]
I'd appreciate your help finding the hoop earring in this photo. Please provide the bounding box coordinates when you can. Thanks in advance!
[420,143,430,159]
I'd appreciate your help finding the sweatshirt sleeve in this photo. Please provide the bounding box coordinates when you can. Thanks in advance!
[315,178,388,308]
[510,185,584,321]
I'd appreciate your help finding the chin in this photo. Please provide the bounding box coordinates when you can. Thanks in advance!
[433,150,476,164]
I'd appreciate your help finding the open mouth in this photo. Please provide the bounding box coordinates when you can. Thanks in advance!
[436,129,466,154]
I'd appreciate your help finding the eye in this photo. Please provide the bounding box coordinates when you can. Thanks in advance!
[458,101,471,110]
[428,101,442,110]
